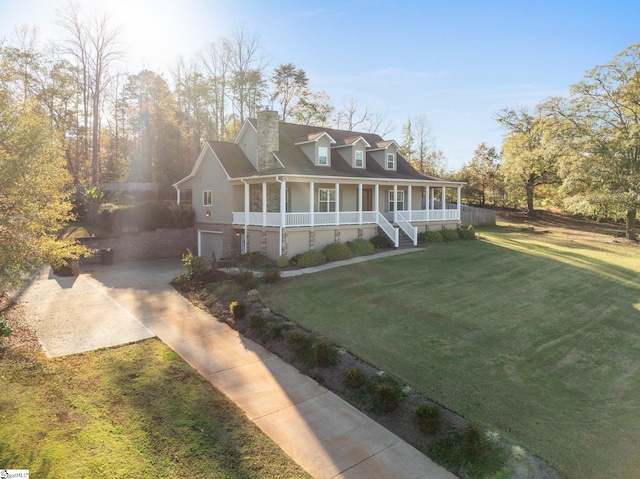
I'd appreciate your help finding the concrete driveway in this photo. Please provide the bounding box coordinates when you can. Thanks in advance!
[17,258,457,479]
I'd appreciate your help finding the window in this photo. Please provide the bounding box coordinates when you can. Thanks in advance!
[355,150,364,168]
[318,188,336,212]
[386,153,396,170]
[388,190,405,211]
[318,146,329,165]
[203,190,212,206]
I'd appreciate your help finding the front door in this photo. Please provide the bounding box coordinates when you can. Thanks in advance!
[362,189,373,211]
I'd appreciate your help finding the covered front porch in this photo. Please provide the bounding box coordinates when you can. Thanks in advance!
[231,177,462,249]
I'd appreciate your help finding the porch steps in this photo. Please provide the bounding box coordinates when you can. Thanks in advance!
[378,225,415,249]
[396,227,415,248]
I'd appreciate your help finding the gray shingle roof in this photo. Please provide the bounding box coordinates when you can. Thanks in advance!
[210,119,443,181]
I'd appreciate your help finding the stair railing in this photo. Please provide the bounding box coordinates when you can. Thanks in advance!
[376,213,399,247]
[396,211,418,245]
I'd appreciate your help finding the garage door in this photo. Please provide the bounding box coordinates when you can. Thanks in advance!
[199,230,223,262]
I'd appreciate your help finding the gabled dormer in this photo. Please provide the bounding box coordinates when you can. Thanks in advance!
[368,140,400,171]
[332,136,371,169]
[294,131,336,167]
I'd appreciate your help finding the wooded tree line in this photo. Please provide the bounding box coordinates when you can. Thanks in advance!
[1,3,638,239]
[0,5,405,190]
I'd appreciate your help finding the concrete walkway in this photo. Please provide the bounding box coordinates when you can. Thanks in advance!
[17,256,456,479]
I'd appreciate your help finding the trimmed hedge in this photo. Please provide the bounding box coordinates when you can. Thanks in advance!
[349,238,375,257]
[322,242,352,262]
[419,230,443,243]
[296,250,327,268]
[440,229,459,242]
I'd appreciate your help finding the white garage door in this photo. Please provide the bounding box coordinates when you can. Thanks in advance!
[198,230,223,262]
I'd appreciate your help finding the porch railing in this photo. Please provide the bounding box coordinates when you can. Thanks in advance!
[232,208,460,228]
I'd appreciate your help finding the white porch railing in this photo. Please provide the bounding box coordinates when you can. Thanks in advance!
[232,208,460,228]
[377,213,399,248]
[396,211,417,245]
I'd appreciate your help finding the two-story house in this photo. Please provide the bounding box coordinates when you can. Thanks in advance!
[173,110,464,261]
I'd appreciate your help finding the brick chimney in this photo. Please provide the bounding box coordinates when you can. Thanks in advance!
[257,109,279,171]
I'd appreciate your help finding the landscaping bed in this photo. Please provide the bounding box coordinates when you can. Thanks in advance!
[173,268,563,479]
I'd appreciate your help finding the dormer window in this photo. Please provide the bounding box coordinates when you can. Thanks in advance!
[386,153,396,170]
[318,146,329,166]
[355,150,364,168]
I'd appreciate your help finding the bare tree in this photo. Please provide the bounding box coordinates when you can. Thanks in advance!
[227,26,267,126]
[56,1,122,184]
[336,97,371,131]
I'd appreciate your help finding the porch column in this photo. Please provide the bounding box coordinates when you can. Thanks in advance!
[407,185,412,221]
[375,184,379,217]
[280,179,286,227]
[358,183,363,224]
[426,186,430,222]
[310,182,315,227]
[335,182,340,225]
[431,186,435,210]
[441,186,446,217]
[393,184,398,223]
[457,186,462,221]
[244,181,249,253]
[262,182,267,227]
[175,187,181,205]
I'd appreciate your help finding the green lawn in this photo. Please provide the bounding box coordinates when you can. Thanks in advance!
[0,339,309,479]
[260,224,640,479]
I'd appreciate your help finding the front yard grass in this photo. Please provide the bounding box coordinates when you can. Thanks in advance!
[0,338,309,479]
[260,220,640,479]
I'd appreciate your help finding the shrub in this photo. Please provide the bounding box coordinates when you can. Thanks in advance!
[370,372,404,413]
[322,242,352,262]
[277,253,289,268]
[415,403,442,435]
[419,230,443,243]
[182,249,211,279]
[375,382,403,413]
[0,314,13,338]
[461,423,489,460]
[249,313,263,330]
[173,204,195,228]
[343,367,366,389]
[349,238,375,257]
[370,234,393,249]
[297,250,327,268]
[312,337,336,367]
[229,300,246,319]
[459,225,476,240]
[441,228,459,242]
[240,252,270,269]
[234,270,259,290]
[287,330,307,352]
[262,267,281,283]
[428,422,507,477]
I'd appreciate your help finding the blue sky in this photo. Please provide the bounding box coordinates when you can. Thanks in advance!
[1,0,638,169]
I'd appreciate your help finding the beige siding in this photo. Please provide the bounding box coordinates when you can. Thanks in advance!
[315,229,336,251]
[340,227,359,242]
[248,228,262,254]
[237,124,258,168]
[287,231,310,257]
[340,186,358,211]
[290,183,310,212]
[192,147,233,224]
[266,231,280,259]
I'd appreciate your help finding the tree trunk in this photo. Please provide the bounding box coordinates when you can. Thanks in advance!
[526,174,536,216]
[626,207,637,240]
